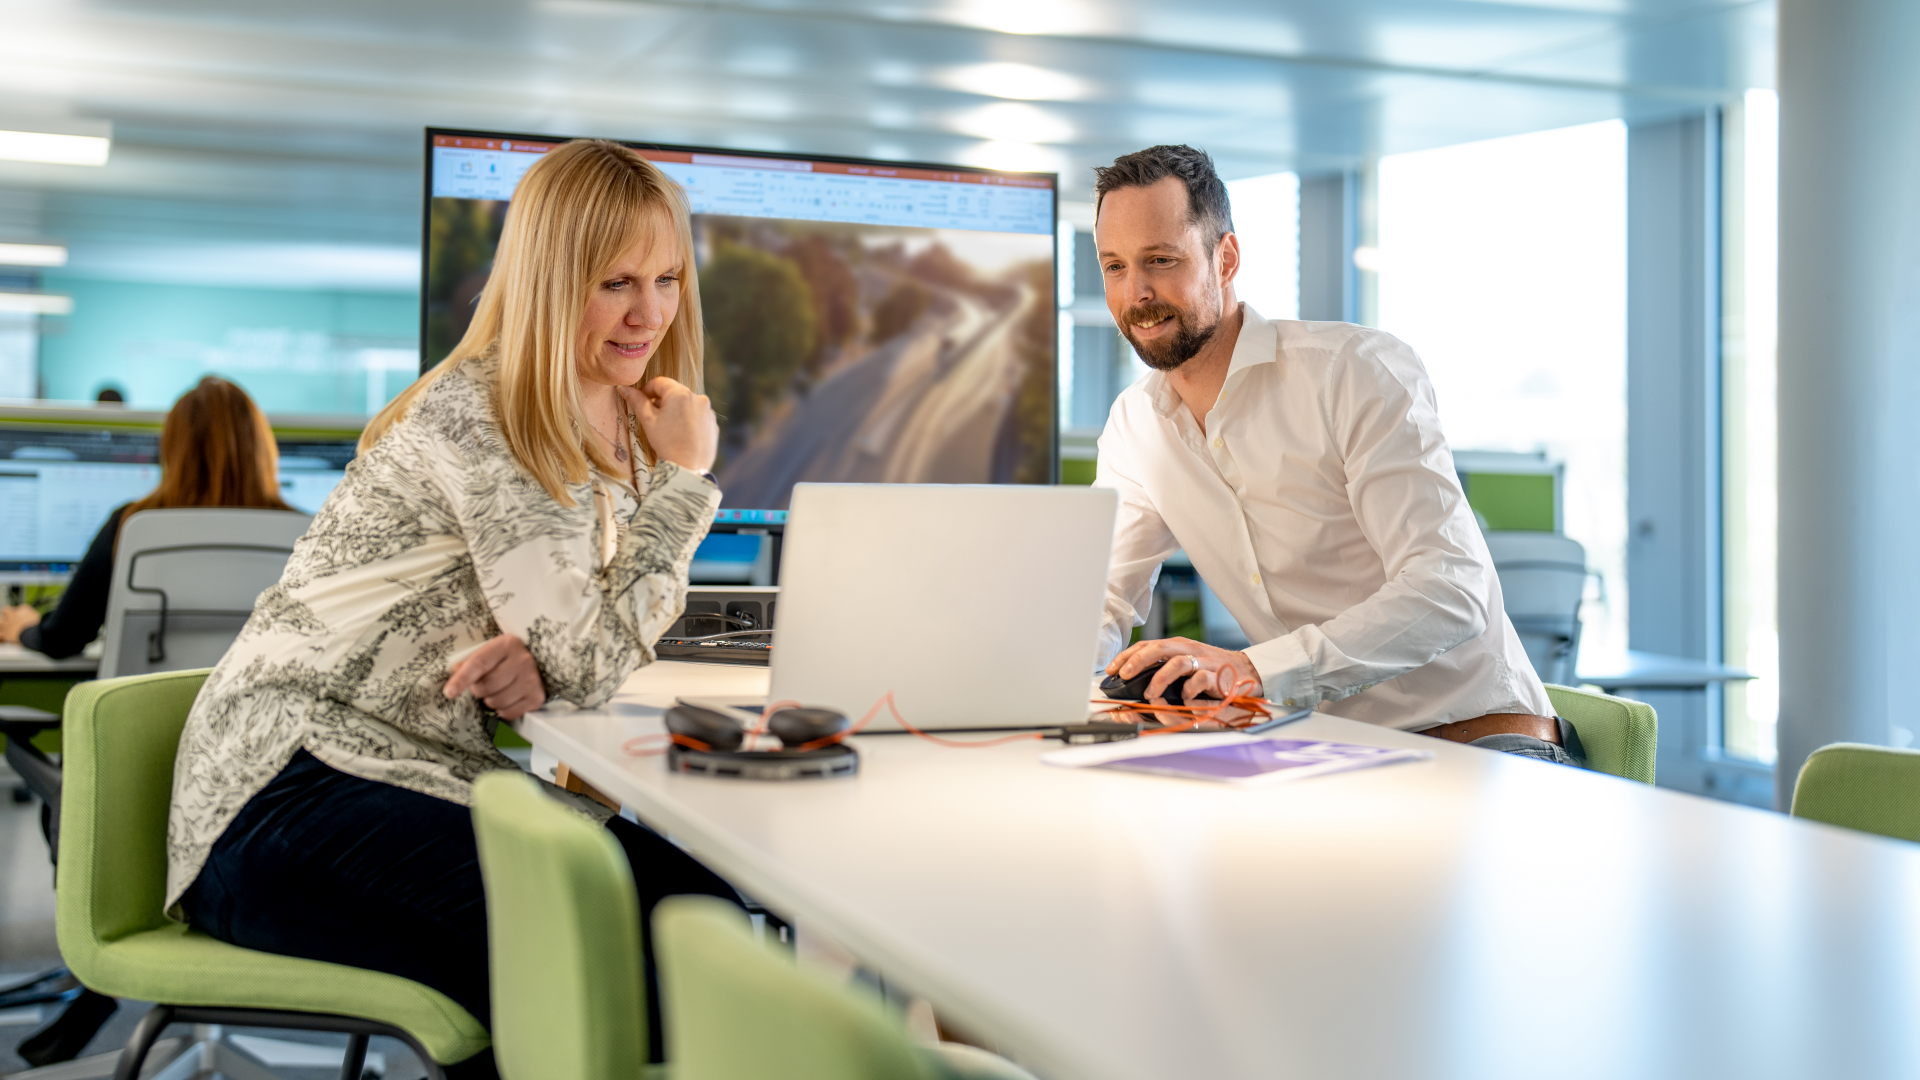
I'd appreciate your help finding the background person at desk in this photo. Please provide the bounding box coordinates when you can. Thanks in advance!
[0,376,296,656]
[165,140,736,1078]
[1091,145,1575,764]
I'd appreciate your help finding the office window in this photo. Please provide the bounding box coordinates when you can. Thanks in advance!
[0,316,33,399]
[1226,171,1300,322]
[1722,89,1778,763]
[0,269,38,398]
[1062,231,1133,435]
[1374,121,1629,658]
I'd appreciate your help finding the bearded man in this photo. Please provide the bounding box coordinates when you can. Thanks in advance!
[1092,144,1576,763]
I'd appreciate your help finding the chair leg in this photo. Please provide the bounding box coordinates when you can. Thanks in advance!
[1,722,62,867]
[338,1033,369,1080]
[113,1005,176,1080]
[0,966,78,1009]
[18,989,120,1067]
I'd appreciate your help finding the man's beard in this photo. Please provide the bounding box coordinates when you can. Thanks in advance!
[1119,295,1222,371]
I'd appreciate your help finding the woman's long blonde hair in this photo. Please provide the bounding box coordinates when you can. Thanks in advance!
[363,139,704,505]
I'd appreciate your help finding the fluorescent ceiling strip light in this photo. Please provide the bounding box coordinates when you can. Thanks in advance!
[0,118,112,166]
[0,292,75,315]
[0,243,68,267]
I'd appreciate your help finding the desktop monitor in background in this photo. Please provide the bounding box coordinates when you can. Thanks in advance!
[274,437,357,515]
[0,425,160,581]
[421,130,1059,515]
[0,414,356,584]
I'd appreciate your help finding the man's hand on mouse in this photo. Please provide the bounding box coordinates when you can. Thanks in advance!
[1108,638,1261,705]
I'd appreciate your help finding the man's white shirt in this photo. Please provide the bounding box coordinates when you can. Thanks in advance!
[1093,304,1553,731]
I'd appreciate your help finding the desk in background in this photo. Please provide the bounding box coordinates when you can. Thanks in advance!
[0,643,99,677]
[0,644,96,747]
[1575,649,1754,694]
[521,661,1920,1080]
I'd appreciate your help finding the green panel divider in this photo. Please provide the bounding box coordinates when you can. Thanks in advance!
[0,676,82,754]
[1060,458,1097,486]
[1464,472,1556,532]
[0,677,81,717]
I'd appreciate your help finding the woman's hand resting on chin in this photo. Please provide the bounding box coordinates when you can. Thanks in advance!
[620,377,717,474]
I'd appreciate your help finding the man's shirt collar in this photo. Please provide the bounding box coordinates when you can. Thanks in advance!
[1145,302,1273,419]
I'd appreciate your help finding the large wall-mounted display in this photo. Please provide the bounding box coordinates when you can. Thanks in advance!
[421,130,1058,510]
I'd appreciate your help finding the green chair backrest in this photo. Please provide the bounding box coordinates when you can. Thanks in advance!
[1543,684,1657,784]
[654,896,944,1080]
[471,770,648,1080]
[57,669,213,967]
[1791,743,1920,843]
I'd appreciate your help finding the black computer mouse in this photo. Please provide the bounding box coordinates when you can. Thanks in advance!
[768,707,850,747]
[1098,660,1193,704]
[664,703,746,751]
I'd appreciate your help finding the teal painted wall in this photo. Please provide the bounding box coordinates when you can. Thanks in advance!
[38,276,419,416]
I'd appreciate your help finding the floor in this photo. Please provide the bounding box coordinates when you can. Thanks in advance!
[0,769,432,1080]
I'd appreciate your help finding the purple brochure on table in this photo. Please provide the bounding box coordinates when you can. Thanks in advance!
[1042,734,1431,787]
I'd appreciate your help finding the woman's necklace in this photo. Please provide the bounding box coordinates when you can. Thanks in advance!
[589,402,637,464]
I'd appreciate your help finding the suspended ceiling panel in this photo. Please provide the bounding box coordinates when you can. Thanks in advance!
[0,0,1773,287]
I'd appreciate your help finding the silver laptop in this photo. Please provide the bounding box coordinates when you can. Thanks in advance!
[768,483,1117,731]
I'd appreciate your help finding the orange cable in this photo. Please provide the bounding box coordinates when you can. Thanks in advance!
[627,672,1276,761]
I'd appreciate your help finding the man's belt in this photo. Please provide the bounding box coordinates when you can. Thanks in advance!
[1421,712,1560,746]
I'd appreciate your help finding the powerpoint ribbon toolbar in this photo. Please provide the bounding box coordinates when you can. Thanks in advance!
[431,139,1053,235]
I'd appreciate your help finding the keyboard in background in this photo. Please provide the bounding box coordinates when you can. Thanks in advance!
[654,637,771,666]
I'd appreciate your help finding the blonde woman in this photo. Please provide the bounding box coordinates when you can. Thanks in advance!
[166,141,730,1077]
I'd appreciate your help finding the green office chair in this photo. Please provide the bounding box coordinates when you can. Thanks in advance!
[1791,743,1920,843]
[1544,684,1658,784]
[58,669,490,1080]
[474,771,1035,1080]
[471,769,657,1080]
[655,895,1038,1080]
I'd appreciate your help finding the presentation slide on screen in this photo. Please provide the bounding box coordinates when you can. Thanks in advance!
[425,134,1059,509]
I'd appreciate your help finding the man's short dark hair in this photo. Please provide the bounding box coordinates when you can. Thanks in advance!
[1093,145,1234,246]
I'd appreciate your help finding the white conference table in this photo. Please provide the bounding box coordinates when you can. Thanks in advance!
[520,661,1920,1080]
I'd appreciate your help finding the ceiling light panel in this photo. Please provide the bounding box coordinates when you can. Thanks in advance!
[950,102,1073,144]
[0,117,112,167]
[937,0,1113,37]
[0,243,69,267]
[957,140,1068,174]
[936,62,1091,102]
[0,292,75,316]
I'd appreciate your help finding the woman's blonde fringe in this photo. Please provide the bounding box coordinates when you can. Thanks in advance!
[361,140,704,507]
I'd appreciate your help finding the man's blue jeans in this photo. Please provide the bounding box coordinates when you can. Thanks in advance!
[1470,717,1587,767]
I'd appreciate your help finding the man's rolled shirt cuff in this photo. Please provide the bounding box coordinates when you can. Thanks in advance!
[1243,633,1316,709]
